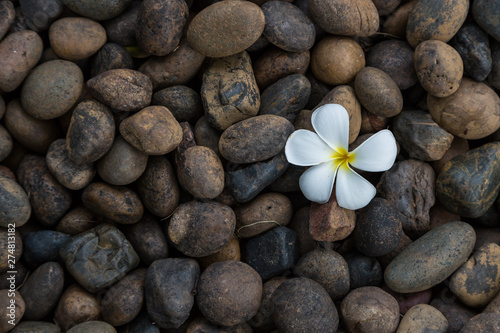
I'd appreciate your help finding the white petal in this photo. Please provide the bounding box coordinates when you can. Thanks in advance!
[335,163,376,210]
[285,130,334,166]
[311,104,349,153]
[350,129,398,172]
[299,160,340,204]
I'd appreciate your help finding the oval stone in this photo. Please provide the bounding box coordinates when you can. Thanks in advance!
[384,222,476,293]
[136,0,188,56]
[436,142,500,218]
[219,115,294,164]
[406,0,469,47]
[473,0,500,42]
[261,1,315,52]
[49,17,107,60]
[61,0,133,21]
[0,176,31,228]
[187,1,265,57]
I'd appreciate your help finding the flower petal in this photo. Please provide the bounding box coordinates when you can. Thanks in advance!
[311,104,349,153]
[285,129,334,166]
[350,129,398,172]
[299,160,340,204]
[335,163,376,210]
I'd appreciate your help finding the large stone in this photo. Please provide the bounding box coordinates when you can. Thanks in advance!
[384,222,476,293]
[436,142,500,218]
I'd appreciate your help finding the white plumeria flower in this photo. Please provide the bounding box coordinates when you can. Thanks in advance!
[285,104,397,210]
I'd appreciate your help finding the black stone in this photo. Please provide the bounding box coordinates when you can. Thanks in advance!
[268,164,305,193]
[354,198,404,257]
[246,226,299,280]
[473,0,500,43]
[393,110,454,161]
[22,230,70,269]
[345,252,383,289]
[103,1,141,46]
[450,23,492,82]
[118,310,161,333]
[59,223,140,293]
[0,261,28,290]
[145,258,199,329]
[259,74,311,123]
[227,151,288,203]
[436,142,500,218]
[90,43,134,78]
[152,85,203,123]
[19,0,63,32]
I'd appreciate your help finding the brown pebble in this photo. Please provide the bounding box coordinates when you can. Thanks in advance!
[54,284,100,331]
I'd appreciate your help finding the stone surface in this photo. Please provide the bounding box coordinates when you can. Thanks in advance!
[377,159,436,239]
[436,142,500,218]
[271,277,339,332]
[345,252,384,289]
[61,0,132,21]
[393,110,454,161]
[246,226,299,280]
[187,1,265,57]
[22,231,69,269]
[473,0,500,42]
[309,192,356,242]
[201,51,260,131]
[259,74,311,123]
[354,198,404,257]
[59,224,140,293]
[449,243,500,308]
[227,151,288,203]
[384,222,476,293]
[396,304,448,333]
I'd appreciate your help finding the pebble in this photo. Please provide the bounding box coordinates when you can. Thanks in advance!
[123,214,169,266]
[366,40,417,90]
[21,230,69,269]
[46,139,95,190]
[49,17,107,60]
[0,175,30,227]
[384,222,476,293]
[19,262,64,321]
[340,286,400,333]
[271,277,339,332]
[54,284,100,331]
[460,313,500,333]
[345,252,384,289]
[234,192,292,238]
[406,0,469,47]
[377,159,436,239]
[436,142,500,218]
[119,105,182,155]
[396,304,448,333]
[20,0,63,32]
[248,277,286,331]
[59,224,139,293]
[103,1,140,46]
[66,321,116,333]
[472,0,500,42]
[227,151,288,203]
[449,242,500,308]
[393,110,454,161]
[90,43,134,77]
[187,1,265,58]
[430,298,477,333]
[261,1,315,52]
[56,206,96,236]
[167,200,235,257]
[152,85,203,124]
[0,289,24,331]
[219,115,294,164]
[253,47,310,89]
[259,74,311,123]
[450,23,492,82]
[294,248,350,301]
[145,258,199,329]
[61,0,132,21]
[17,154,72,227]
[309,192,356,242]
[201,51,260,131]
[11,321,61,333]
[0,30,43,93]
[82,182,144,224]
[0,1,15,40]
[197,260,262,327]
[246,226,299,280]
[198,234,241,270]
[354,198,404,257]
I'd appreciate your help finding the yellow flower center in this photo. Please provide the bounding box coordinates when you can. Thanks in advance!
[331,148,355,169]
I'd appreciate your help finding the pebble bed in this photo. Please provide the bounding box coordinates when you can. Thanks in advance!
[0,0,500,332]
